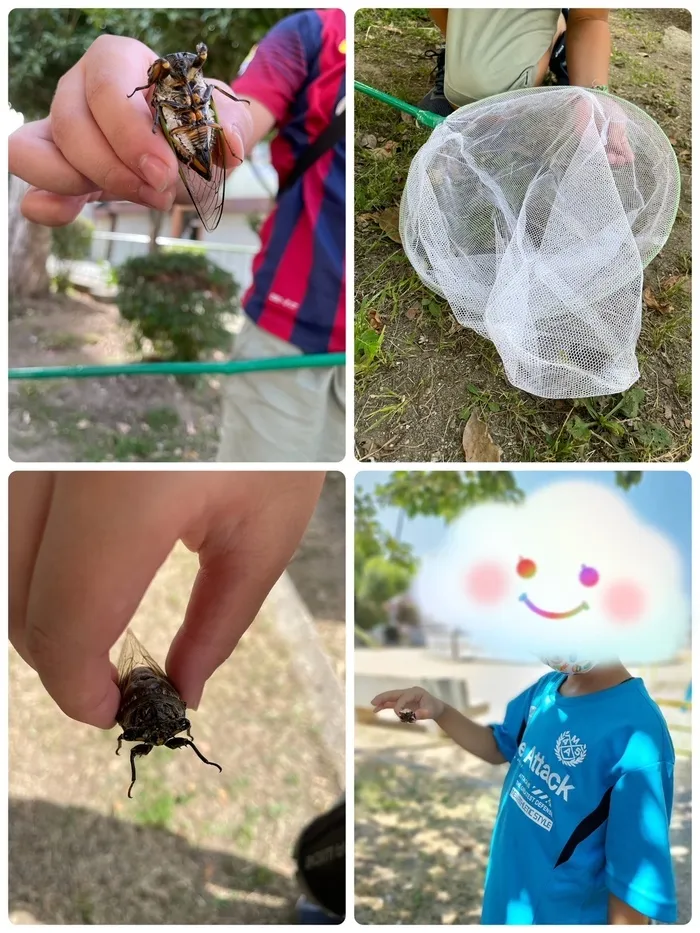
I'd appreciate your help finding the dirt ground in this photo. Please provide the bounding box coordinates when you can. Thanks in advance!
[354,9,692,463]
[9,293,222,462]
[9,475,345,924]
[355,687,691,925]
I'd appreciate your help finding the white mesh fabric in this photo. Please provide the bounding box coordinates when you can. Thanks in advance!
[400,87,680,398]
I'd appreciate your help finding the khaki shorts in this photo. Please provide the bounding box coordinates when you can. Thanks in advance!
[216,314,345,463]
[444,8,561,107]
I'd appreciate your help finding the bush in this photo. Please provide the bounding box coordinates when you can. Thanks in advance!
[51,216,94,293]
[115,251,239,361]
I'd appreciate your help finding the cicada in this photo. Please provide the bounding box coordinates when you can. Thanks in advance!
[127,42,247,231]
[398,709,417,724]
[115,628,222,798]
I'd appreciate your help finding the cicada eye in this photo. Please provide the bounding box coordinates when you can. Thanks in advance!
[517,557,537,579]
[579,565,600,587]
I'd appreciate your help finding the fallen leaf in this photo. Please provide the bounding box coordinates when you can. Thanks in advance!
[668,136,678,145]
[406,306,421,320]
[461,412,502,462]
[368,309,384,333]
[356,213,375,227]
[360,133,378,149]
[684,419,691,428]
[662,273,689,291]
[375,206,402,243]
[664,406,673,421]
[643,286,672,314]
[366,146,394,161]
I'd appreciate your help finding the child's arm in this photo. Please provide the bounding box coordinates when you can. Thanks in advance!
[608,893,650,924]
[372,687,506,764]
[436,703,507,764]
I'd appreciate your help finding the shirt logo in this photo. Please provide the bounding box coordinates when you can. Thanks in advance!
[554,731,587,768]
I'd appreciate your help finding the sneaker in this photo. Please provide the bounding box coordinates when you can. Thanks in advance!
[419,47,454,117]
[549,9,570,86]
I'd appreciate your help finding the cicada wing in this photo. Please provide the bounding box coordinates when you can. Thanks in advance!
[117,628,168,690]
[176,136,226,232]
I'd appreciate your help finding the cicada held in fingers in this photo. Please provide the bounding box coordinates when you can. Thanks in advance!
[127,42,248,232]
[115,628,222,798]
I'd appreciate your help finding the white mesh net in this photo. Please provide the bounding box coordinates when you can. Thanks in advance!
[399,86,680,399]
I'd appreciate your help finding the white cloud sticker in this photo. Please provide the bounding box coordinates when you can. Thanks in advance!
[413,481,689,665]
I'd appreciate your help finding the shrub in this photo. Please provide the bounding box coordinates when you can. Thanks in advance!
[50,216,94,292]
[115,251,239,361]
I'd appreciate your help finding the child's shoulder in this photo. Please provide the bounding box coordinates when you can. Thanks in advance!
[613,677,676,769]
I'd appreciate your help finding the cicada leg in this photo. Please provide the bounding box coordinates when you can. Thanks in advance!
[127,743,153,799]
[115,733,124,756]
[165,737,222,773]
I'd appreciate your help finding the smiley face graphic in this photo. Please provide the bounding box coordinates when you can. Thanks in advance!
[413,480,688,666]
[517,558,599,619]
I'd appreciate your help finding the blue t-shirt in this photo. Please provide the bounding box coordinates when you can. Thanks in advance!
[483,672,677,924]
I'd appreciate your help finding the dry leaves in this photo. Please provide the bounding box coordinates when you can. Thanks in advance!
[360,133,378,149]
[461,412,502,462]
[406,306,421,320]
[643,286,673,314]
[367,309,384,332]
[366,140,400,160]
[375,206,402,243]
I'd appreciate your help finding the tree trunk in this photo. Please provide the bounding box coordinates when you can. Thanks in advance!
[8,175,51,302]
[148,209,165,253]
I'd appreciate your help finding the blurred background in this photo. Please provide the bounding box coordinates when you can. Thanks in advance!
[9,472,345,924]
[354,470,691,924]
[8,8,294,462]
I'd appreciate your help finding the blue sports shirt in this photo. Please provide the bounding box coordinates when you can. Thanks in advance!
[483,672,677,924]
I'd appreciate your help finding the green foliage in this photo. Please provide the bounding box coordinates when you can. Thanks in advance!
[615,471,643,491]
[9,8,291,120]
[50,216,94,292]
[51,216,94,261]
[115,251,238,361]
[355,491,418,632]
[376,471,523,522]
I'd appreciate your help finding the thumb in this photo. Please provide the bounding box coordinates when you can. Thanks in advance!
[208,80,255,167]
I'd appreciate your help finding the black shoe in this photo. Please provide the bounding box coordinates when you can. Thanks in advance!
[419,47,454,117]
[549,9,570,86]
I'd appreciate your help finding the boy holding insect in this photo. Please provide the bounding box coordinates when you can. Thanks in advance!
[9,9,345,463]
[372,658,678,925]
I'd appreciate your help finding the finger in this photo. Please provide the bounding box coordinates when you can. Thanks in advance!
[370,690,404,707]
[21,189,93,227]
[9,472,56,666]
[9,119,97,197]
[392,690,422,715]
[50,47,175,209]
[413,708,432,721]
[82,36,181,193]
[208,80,255,167]
[20,187,128,227]
[166,473,325,708]
[24,473,185,728]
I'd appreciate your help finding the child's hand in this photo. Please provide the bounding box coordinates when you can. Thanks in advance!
[8,34,253,226]
[9,471,324,728]
[371,686,445,721]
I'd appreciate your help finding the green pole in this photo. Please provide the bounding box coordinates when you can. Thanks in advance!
[354,80,445,129]
[8,353,346,381]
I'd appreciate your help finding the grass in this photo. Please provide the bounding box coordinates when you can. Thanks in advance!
[354,8,692,463]
[10,381,219,462]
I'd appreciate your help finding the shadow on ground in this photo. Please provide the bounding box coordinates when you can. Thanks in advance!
[9,798,299,924]
[354,751,691,925]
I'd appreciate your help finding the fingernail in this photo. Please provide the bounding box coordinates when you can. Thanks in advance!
[139,154,172,192]
[139,186,175,211]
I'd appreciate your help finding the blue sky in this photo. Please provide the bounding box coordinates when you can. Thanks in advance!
[356,471,692,592]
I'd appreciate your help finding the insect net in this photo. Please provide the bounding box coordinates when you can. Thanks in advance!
[399,87,680,398]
